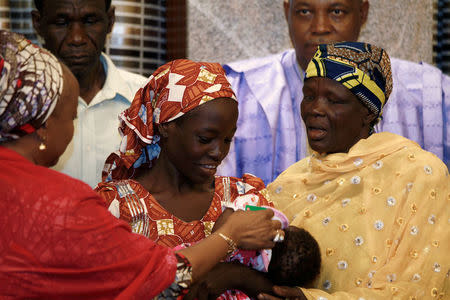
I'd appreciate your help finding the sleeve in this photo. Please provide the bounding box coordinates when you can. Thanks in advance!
[94,181,119,207]
[155,253,193,300]
[5,188,182,299]
[442,73,450,167]
[95,181,153,238]
[300,157,450,300]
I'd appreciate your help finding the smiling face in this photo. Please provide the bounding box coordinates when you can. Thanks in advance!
[301,77,375,154]
[32,0,114,79]
[284,0,368,70]
[160,98,238,184]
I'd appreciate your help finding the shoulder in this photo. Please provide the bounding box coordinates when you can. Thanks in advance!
[95,179,141,201]
[407,144,449,177]
[374,133,449,181]
[390,57,444,85]
[95,179,149,219]
[1,158,101,214]
[224,49,294,75]
[101,53,148,88]
[117,68,148,86]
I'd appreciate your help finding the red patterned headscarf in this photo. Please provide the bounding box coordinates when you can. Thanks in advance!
[102,59,237,181]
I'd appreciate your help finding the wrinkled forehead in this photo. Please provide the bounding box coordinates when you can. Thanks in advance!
[40,0,108,13]
[285,0,364,4]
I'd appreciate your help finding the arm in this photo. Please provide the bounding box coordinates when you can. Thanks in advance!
[184,262,275,300]
[178,208,280,282]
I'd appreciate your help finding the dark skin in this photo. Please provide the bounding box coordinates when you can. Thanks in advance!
[192,79,376,300]
[284,0,369,70]
[258,78,375,300]
[301,77,375,154]
[136,98,238,222]
[3,64,79,168]
[193,1,371,298]
[132,98,283,275]
[31,0,115,104]
[2,75,281,282]
[185,209,275,300]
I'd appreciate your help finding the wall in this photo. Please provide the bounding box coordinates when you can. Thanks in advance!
[188,0,434,65]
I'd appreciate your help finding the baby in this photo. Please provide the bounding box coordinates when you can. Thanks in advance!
[215,207,321,288]
[211,194,322,299]
[176,194,321,299]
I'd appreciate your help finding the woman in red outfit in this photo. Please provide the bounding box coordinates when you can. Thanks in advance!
[0,30,281,299]
[96,59,275,248]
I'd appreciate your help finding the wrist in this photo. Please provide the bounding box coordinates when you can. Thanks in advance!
[216,232,237,256]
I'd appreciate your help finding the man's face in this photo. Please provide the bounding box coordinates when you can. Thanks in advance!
[32,0,114,78]
[284,0,369,70]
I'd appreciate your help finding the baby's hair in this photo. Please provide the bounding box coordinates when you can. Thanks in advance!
[267,226,321,287]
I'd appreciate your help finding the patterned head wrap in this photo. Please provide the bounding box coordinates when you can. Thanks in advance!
[305,42,393,121]
[0,30,63,142]
[102,59,237,181]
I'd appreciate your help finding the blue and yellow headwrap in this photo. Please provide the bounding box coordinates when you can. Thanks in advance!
[305,42,393,122]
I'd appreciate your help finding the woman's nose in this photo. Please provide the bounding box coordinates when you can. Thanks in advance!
[208,142,228,162]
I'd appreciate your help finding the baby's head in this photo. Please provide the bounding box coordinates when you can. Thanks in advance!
[267,226,321,287]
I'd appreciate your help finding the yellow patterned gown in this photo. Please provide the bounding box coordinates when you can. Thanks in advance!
[267,132,449,300]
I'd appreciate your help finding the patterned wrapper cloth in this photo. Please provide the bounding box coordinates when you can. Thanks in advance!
[305,41,393,122]
[0,30,63,142]
[102,59,237,181]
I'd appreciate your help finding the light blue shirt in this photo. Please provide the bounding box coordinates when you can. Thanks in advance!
[52,53,148,187]
[218,49,450,184]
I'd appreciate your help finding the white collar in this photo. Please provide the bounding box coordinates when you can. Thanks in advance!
[87,53,135,107]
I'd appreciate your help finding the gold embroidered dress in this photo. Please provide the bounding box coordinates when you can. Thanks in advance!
[268,132,449,299]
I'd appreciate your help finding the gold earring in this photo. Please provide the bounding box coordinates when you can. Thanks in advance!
[39,142,46,151]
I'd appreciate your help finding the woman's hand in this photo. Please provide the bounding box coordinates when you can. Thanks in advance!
[184,262,274,300]
[218,209,282,250]
[258,286,307,300]
[177,209,281,282]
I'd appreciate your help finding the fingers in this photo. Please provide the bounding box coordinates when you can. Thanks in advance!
[272,219,282,229]
[272,286,305,298]
[262,207,275,218]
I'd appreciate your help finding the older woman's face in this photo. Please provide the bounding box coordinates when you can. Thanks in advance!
[162,98,238,184]
[301,77,374,154]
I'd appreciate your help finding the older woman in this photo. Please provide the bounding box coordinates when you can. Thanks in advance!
[261,42,449,300]
[96,59,280,248]
[0,30,280,299]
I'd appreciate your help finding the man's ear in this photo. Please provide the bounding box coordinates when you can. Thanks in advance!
[106,6,115,34]
[31,10,43,37]
[360,1,369,27]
